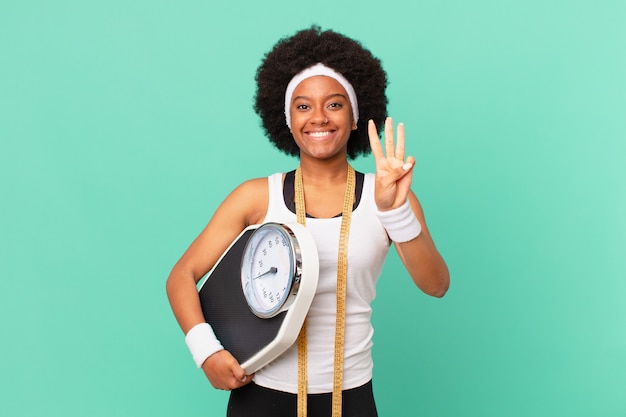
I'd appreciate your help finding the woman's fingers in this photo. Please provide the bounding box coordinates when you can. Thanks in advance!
[369,117,409,168]
[367,117,405,162]
[395,122,405,161]
[368,118,416,209]
[384,117,395,158]
[368,119,384,160]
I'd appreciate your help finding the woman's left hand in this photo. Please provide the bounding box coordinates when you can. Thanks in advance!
[368,117,416,211]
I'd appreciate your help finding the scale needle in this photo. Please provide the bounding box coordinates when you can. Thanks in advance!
[253,266,277,280]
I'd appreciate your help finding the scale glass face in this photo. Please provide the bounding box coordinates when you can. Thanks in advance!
[240,223,302,318]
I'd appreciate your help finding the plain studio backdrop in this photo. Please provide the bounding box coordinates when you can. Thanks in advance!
[1,1,624,416]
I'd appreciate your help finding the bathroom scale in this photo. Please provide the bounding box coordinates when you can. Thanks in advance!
[197,222,319,374]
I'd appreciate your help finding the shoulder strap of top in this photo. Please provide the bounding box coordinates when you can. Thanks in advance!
[282,170,365,218]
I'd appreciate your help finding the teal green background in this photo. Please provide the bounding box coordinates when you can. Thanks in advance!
[1,1,625,416]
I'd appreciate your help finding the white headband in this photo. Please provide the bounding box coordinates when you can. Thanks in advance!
[284,63,359,128]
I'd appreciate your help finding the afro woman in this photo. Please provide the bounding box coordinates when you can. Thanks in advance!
[167,26,449,417]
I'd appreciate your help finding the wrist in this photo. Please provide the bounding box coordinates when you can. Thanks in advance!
[185,322,224,368]
[376,199,422,242]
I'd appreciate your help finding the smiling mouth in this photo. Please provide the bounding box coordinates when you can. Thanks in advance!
[307,131,333,138]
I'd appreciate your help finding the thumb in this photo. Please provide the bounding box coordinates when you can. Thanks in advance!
[402,156,416,172]
[234,365,247,382]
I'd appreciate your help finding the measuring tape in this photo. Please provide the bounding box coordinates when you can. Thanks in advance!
[295,165,355,417]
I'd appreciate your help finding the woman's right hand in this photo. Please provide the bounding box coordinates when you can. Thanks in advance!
[201,350,254,390]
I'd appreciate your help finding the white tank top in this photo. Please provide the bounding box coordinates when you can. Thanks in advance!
[253,172,390,393]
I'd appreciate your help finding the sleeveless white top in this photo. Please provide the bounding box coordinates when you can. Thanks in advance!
[253,172,391,394]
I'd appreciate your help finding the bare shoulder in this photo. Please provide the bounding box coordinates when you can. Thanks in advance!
[233,177,270,196]
[170,176,274,282]
[220,176,270,226]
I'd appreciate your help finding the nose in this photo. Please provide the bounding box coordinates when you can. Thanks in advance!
[311,107,329,125]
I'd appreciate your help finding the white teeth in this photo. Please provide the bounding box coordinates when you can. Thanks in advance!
[309,131,331,138]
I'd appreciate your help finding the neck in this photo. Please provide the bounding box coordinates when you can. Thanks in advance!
[297,155,350,185]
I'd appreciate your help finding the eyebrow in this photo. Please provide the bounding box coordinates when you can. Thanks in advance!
[292,93,348,102]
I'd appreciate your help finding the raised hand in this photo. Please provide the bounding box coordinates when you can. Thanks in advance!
[368,117,416,211]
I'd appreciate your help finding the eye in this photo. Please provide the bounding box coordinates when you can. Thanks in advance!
[328,102,343,109]
[296,104,310,110]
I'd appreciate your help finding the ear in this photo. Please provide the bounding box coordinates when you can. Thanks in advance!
[352,120,357,130]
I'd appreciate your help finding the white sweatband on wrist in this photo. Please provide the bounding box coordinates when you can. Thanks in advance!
[185,322,224,368]
[376,199,422,243]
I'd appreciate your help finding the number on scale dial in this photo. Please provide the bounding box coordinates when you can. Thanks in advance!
[240,223,303,318]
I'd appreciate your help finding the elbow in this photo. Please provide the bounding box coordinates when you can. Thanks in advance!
[165,268,181,300]
[165,275,172,293]
[429,283,449,298]
[420,269,450,298]
[165,274,175,301]
[424,282,449,298]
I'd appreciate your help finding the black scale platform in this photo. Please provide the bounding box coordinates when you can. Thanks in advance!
[198,229,287,365]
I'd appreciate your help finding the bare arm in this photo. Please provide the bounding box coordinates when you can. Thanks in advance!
[165,178,268,389]
[368,118,450,297]
[394,192,449,297]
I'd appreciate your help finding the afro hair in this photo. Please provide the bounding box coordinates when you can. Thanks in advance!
[254,25,388,160]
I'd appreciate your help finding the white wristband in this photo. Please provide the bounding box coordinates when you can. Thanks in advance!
[376,199,422,243]
[185,322,224,368]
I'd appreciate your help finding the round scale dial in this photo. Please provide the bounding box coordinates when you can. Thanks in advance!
[240,223,302,318]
